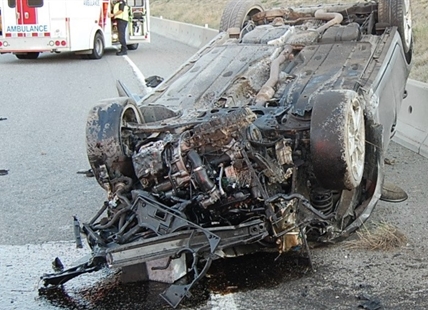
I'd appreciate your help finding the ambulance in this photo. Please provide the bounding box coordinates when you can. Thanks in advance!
[0,0,150,59]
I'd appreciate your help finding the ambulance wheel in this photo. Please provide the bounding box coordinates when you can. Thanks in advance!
[15,52,40,60]
[89,33,105,60]
[127,43,139,50]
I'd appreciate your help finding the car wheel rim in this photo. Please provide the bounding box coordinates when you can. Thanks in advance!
[347,99,365,183]
[243,7,262,27]
[403,0,412,50]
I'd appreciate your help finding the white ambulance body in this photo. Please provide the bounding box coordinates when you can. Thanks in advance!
[0,0,150,59]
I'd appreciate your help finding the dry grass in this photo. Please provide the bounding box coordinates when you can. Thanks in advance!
[150,0,428,82]
[344,222,408,251]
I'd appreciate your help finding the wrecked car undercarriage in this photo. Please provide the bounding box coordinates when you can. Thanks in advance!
[41,0,412,308]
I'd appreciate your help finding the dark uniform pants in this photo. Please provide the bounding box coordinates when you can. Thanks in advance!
[117,19,128,51]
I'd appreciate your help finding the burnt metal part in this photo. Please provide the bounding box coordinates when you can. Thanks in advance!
[41,255,106,287]
[41,0,412,308]
[73,216,83,248]
[41,190,269,308]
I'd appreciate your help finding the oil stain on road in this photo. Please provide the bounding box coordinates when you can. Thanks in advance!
[1,243,310,310]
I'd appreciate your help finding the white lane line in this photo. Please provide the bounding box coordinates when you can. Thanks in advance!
[209,293,238,310]
[123,55,150,95]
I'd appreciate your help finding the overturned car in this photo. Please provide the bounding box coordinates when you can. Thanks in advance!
[41,0,412,307]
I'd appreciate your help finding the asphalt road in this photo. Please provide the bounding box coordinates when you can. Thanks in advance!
[1,34,428,310]
[0,34,198,246]
[0,34,198,309]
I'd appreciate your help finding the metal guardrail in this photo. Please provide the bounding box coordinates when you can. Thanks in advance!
[150,16,428,158]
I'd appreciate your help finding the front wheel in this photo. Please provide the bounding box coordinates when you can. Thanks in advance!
[127,43,139,50]
[310,90,365,191]
[89,32,105,60]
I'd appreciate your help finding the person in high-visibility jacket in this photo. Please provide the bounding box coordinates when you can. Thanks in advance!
[109,0,130,56]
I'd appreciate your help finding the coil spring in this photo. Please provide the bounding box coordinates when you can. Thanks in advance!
[310,188,334,215]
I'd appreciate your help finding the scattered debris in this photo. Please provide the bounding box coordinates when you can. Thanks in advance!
[384,158,395,165]
[145,75,164,88]
[0,169,9,176]
[76,169,94,177]
[52,257,64,272]
[357,293,383,310]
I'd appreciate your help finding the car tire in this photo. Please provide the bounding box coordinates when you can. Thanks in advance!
[89,32,105,60]
[86,98,143,188]
[310,90,365,190]
[378,0,412,61]
[219,0,264,32]
[15,52,40,60]
[127,43,139,50]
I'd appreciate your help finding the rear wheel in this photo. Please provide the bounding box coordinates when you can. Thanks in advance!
[89,32,105,60]
[310,90,365,191]
[219,0,264,32]
[86,98,143,188]
[15,52,40,60]
[378,0,412,61]
[127,43,139,50]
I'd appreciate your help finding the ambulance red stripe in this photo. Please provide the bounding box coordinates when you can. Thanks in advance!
[5,33,51,37]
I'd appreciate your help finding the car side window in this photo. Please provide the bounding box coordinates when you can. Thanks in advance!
[8,0,15,8]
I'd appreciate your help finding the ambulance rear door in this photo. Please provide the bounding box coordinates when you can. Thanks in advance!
[3,0,51,37]
[1,0,68,52]
[126,0,150,44]
[17,0,39,25]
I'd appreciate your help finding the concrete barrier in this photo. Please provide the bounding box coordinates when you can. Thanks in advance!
[150,17,428,157]
[151,17,217,49]
[394,79,428,157]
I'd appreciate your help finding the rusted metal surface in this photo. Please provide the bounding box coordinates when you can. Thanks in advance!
[86,98,143,190]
